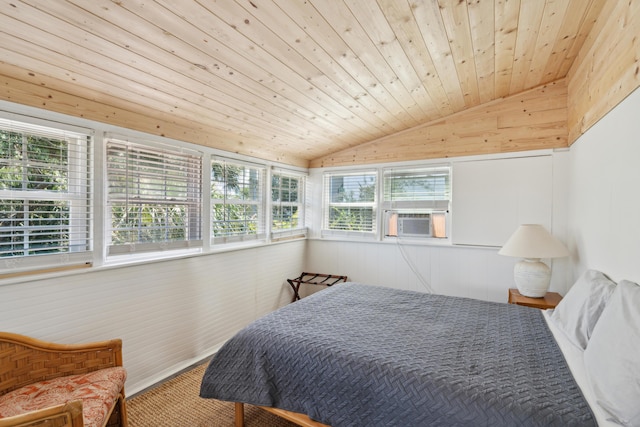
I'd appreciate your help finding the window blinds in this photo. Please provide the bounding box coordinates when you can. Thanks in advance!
[323,171,377,233]
[106,138,203,255]
[211,158,265,243]
[383,166,451,211]
[271,171,305,234]
[0,117,93,270]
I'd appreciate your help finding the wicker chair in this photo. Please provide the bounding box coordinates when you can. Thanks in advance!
[0,332,128,427]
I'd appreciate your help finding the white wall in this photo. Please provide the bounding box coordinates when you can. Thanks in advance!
[0,240,305,395]
[305,239,515,302]
[567,88,640,284]
[451,155,554,247]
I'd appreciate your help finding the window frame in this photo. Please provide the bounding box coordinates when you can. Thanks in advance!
[382,165,451,210]
[0,114,94,273]
[270,169,307,240]
[382,165,451,240]
[210,158,266,245]
[322,169,378,238]
[105,136,203,257]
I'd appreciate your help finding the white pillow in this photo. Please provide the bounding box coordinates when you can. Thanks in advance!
[549,269,616,349]
[583,280,640,426]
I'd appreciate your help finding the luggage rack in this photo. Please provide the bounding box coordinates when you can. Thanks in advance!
[287,272,348,302]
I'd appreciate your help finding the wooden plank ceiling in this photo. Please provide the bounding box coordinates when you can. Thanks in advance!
[0,0,605,167]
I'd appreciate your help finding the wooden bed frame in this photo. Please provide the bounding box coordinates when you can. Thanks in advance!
[235,402,329,427]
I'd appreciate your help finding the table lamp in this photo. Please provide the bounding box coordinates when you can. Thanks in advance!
[498,224,570,298]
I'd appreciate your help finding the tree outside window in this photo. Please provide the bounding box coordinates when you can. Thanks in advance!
[211,160,265,242]
[106,139,202,255]
[0,122,91,261]
[324,171,377,232]
[271,172,304,232]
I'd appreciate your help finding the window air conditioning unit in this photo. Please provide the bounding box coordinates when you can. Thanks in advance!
[385,211,447,238]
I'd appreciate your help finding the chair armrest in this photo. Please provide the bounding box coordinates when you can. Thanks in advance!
[0,400,83,427]
[0,332,123,395]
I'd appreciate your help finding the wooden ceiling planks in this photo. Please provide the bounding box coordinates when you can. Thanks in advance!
[524,0,571,88]
[14,0,311,143]
[439,0,481,107]
[494,0,521,99]
[233,0,398,141]
[344,0,440,121]
[312,0,425,128]
[310,80,569,167]
[378,0,454,117]
[468,0,496,105]
[87,0,364,145]
[0,0,611,167]
[410,0,467,112]
[567,0,640,143]
[508,0,546,94]
[269,0,410,134]
[556,0,607,79]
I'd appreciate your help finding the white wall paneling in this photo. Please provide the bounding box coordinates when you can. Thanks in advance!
[568,88,640,284]
[451,155,553,247]
[550,150,572,294]
[305,239,517,302]
[0,240,305,395]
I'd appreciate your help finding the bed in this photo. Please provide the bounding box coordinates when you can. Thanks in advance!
[200,273,640,427]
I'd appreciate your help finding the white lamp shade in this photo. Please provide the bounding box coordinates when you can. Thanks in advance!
[499,224,569,297]
[498,224,570,259]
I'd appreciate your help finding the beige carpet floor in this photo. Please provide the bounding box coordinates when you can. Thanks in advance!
[127,362,298,427]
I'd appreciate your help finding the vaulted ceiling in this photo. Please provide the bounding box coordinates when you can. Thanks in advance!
[0,0,606,167]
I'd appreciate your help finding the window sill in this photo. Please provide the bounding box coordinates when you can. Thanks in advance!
[320,230,378,241]
[104,247,204,268]
[0,237,307,287]
[309,235,453,247]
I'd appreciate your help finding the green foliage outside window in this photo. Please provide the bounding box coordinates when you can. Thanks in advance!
[329,206,373,231]
[107,141,201,247]
[211,162,262,238]
[271,174,300,230]
[327,173,376,232]
[0,130,76,257]
[109,205,191,244]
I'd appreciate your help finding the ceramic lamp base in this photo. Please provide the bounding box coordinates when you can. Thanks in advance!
[514,258,550,298]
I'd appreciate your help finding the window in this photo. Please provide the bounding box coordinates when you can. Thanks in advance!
[106,138,202,255]
[211,159,265,243]
[271,171,305,238]
[382,166,451,238]
[323,171,377,233]
[0,117,92,271]
[383,166,450,206]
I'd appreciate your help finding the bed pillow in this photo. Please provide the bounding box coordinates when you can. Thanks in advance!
[549,269,616,349]
[583,280,640,426]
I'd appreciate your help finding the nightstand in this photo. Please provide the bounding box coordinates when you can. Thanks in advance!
[508,288,562,309]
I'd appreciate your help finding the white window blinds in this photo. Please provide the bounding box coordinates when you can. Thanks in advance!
[382,166,451,210]
[0,117,93,270]
[271,170,306,238]
[211,158,265,243]
[106,138,203,255]
[323,171,377,233]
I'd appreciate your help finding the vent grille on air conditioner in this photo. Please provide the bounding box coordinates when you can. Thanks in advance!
[385,211,447,239]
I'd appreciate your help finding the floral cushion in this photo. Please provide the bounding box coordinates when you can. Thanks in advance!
[0,367,126,427]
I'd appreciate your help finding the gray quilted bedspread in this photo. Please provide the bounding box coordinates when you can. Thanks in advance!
[200,283,596,426]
